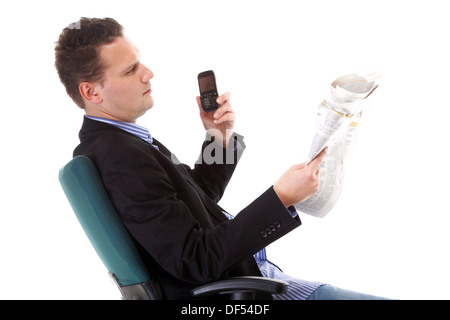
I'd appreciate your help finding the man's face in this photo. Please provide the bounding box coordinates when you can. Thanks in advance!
[95,36,154,123]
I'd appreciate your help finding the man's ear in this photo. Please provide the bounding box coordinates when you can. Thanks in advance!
[79,82,103,104]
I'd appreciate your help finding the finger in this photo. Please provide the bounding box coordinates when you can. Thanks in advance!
[308,147,327,171]
[216,92,230,105]
[214,110,235,124]
[290,162,307,171]
[196,96,202,110]
[196,96,209,116]
[214,103,232,120]
[315,168,320,178]
[297,162,307,169]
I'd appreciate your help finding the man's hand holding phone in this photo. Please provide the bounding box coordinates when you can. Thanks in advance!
[196,92,235,149]
[197,70,235,148]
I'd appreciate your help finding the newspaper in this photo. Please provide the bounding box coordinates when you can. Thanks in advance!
[294,73,379,218]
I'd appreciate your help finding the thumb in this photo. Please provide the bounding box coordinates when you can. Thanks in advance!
[308,147,327,171]
[196,96,207,116]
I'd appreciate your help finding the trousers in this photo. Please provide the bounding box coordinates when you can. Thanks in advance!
[305,284,390,300]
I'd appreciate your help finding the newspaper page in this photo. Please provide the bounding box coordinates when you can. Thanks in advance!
[294,74,379,218]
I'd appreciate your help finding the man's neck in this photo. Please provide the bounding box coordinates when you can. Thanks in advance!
[84,110,136,124]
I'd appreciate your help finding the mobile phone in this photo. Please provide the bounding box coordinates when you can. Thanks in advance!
[198,70,219,112]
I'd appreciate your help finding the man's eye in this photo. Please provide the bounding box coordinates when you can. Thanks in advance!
[127,68,135,75]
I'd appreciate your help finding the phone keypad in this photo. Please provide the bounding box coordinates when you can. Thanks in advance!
[201,92,219,112]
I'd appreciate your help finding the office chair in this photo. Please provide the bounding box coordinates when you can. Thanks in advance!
[59,155,288,300]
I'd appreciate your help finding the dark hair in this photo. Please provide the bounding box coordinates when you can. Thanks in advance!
[55,17,124,109]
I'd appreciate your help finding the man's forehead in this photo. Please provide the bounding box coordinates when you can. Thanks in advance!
[99,36,140,70]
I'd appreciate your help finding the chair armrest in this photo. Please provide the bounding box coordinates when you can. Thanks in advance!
[190,276,289,300]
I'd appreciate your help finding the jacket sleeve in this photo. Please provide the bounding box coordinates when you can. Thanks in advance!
[188,132,246,203]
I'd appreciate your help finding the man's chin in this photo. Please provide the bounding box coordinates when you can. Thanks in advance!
[143,97,154,110]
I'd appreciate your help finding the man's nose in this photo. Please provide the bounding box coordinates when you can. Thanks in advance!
[141,65,154,83]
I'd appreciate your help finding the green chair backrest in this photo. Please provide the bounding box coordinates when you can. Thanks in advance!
[58,155,151,287]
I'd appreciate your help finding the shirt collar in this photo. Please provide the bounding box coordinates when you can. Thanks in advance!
[85,115,154,144]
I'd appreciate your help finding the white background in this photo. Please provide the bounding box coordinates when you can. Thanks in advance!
[1,0,449,300]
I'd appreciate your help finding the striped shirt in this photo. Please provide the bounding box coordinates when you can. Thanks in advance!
[85,116,159,149]
[86,115,322,300]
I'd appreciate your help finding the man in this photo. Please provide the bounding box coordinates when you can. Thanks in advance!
[55,17,386,300]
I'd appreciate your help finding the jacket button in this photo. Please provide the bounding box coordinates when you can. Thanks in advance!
[274,221,281,229]
[261,231,268,238]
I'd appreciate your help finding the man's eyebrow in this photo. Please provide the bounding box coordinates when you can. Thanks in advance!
[122,52,141,73]
[123,60,139,73]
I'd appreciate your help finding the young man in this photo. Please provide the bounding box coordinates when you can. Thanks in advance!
[55,17,386,300]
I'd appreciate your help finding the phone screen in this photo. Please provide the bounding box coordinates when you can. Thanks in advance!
[199,74,216,93]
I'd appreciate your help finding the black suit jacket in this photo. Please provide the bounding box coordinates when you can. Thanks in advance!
[74,117,301,299]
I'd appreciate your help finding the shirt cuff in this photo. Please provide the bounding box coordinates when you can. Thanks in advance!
[286,205,298,218]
